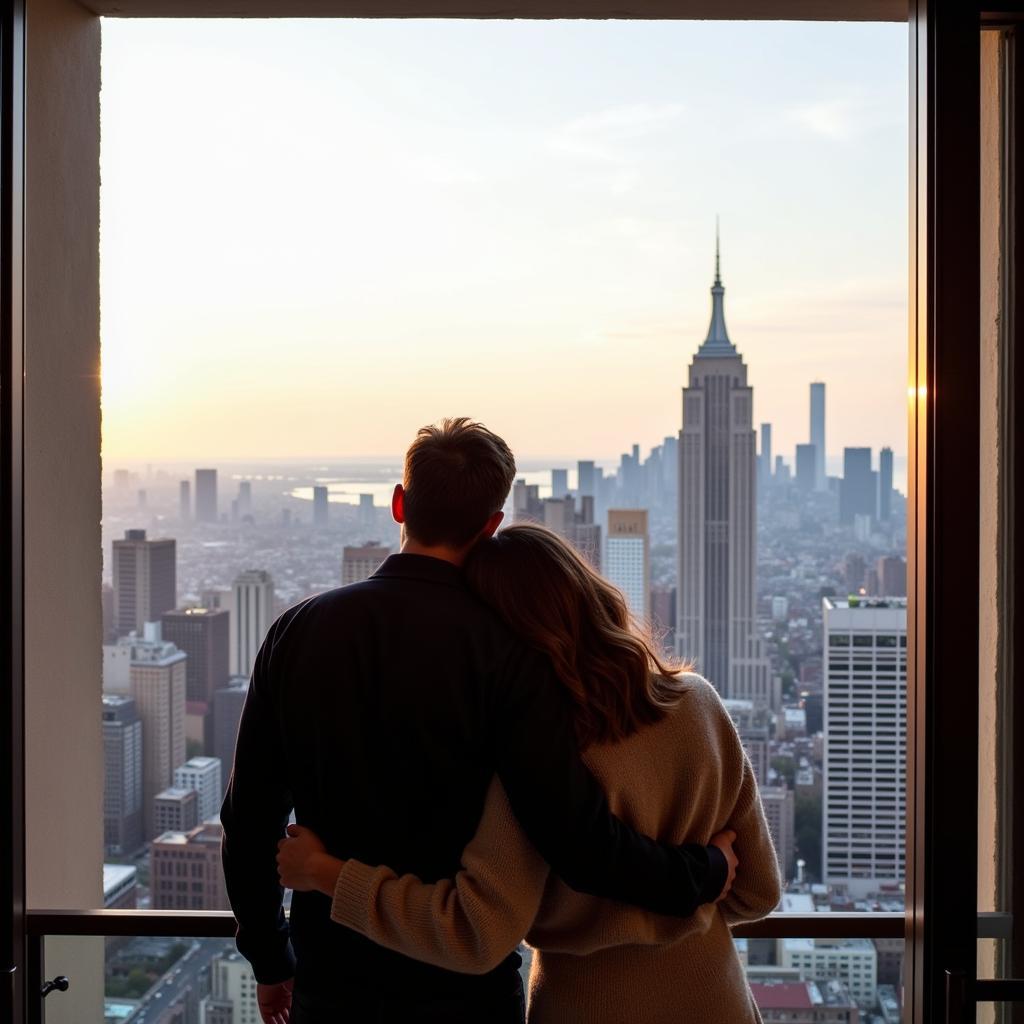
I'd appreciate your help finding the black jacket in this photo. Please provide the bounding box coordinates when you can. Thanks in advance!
[221,553,726,997]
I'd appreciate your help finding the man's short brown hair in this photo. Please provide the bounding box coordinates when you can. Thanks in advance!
[403,418,516,548]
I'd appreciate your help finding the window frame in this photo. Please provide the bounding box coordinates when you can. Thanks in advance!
[0,2,1006,1023]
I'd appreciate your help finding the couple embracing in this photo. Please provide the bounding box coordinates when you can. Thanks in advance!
[220,418,781,1023]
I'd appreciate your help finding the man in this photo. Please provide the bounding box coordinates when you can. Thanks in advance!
[222,418,736,1023]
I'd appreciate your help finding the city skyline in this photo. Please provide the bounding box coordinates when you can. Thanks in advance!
[100,18,907,465]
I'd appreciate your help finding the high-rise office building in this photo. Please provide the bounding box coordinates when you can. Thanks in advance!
[195,468,218,523]
[358,493,375,534]
[551,468,569,499]
[839,448,875,525]
[606,509,650,620]
[152,786,199,835]
[201,951,259,1024]
[760,785,795,878]
[542,496,574,536]
[759,423,772,490]
[129,641,187,839]
[111,529,176,638]
[677,239,770,704]
[878,446,894,522]
[875,556,907,598]
[230,570,275,678]
[823,596,906,898]
[795,444,817,492]
[780,938,879,1007]
[810,382,826,491]
[160,607,230,704]
[178,480,190,521]
[102,694,143,856]
[313,484,329,528]
[173,755,223,823]
[341,543,390,587]
[577,460,596,498]
[150,821,228,910]
[237,480,252,519]
[213,676,249,790]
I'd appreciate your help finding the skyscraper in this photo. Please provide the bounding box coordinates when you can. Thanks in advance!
[160,607,230,704]
[577,460,596,498]
[173,755,223,823]
[839,448,875,525]
[810,382,826,491]
[129,641,187,839]
[237,480,252,519]
[341,543,390,586]
[112,529,176,638]
[823,596,906,898]
[195,468,218,523]
[102,694,144,856]
[212,676,248,789]
[551,468,569,499]
[677,237,770,704]
[313,484,329,528]
[795,444,817,492]
[358,493,375,533]
[759,423,772,491]
[150,821,229,910]
[606,509,650,620]
[878,446,894,522]
[178,480,190,521]
[230,570,275,677]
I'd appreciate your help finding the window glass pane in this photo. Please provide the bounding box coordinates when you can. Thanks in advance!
[92,15,907,1023]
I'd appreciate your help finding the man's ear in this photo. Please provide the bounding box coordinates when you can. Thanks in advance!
[391,483,406,525]
[480,510,503,539]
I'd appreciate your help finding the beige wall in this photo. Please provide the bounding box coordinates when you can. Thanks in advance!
[25,0,103,1019]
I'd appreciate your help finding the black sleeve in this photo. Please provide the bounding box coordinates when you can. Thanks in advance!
[220,613,297,985]
[492,645,727,918]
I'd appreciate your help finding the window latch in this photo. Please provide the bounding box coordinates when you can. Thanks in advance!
[40,976,69,999]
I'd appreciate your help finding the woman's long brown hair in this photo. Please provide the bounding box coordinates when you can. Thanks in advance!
[465,522,690,748]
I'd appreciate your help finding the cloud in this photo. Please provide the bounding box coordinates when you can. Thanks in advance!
[784,95,901,143]
[550,102,686,163]
[406,153,482,186]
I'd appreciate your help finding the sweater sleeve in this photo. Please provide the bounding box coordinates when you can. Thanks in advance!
[718,740,784,925]
[329,776,550,975]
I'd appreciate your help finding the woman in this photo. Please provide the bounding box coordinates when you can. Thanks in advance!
[278,523,782,1023]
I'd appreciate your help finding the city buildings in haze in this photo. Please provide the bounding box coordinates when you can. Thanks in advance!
[112,529,177,638]
[179,479,190,521]
[839,448,874,526]
[759,423,773,490]
[795,444,817,492]
[195,468,218,523]
[878,446,894,522]
[551,468,569,499]
[810,382,826,491]
[313,484,329,528]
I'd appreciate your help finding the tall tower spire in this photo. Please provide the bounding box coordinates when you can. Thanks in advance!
[698,222,736,356]
[714,215,721,286]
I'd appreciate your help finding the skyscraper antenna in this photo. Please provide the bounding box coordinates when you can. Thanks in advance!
[715,216,721,285]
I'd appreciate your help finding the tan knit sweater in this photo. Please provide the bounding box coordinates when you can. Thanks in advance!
[330,674,782,1023]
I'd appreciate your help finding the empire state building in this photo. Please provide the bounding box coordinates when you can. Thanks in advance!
[676,240,770,705]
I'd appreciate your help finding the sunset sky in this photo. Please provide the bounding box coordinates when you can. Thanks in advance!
[100,18,908,467]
